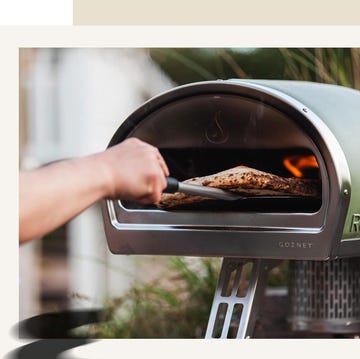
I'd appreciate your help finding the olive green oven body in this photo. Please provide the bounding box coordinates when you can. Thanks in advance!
[102,80,360,260]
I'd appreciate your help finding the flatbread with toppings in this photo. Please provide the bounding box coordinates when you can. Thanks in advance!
[157,166,320,210]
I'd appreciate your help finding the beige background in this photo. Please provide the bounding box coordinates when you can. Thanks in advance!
[74,0,360,25]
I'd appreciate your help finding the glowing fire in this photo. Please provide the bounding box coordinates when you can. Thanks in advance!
[283,155,319,178]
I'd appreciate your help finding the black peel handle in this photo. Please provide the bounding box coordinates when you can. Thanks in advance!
[164,177,179,193]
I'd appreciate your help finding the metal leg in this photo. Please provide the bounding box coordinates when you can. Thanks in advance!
[205,258,280,339]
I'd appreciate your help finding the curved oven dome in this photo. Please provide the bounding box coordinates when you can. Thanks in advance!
[103,80,358,260]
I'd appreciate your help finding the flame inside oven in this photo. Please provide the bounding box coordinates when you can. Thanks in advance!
[283,155,319,178]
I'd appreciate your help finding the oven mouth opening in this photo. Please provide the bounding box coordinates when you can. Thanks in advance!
[122,147,322,213]
[121,197,322,213]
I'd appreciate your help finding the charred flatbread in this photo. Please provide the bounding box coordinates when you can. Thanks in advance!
[157,166,320,210]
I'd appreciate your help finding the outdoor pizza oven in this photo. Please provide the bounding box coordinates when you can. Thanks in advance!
[102,80,360,261]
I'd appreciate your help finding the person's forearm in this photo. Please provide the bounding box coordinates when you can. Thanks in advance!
[19,153,108,243]
[19,138,169,243]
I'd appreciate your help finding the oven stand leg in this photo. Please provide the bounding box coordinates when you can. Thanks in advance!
[205,258,280,339]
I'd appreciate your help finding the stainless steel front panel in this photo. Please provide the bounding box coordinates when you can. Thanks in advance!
[102,80,354,259]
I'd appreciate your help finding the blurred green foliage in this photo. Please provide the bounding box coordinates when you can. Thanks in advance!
[150,48,285,84]
[150,48,360,89]
[83,257,221,338]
